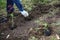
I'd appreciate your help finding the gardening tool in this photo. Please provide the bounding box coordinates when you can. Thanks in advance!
[9,13,17,30]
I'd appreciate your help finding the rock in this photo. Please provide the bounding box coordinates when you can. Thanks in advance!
[6,34,10,39]
[44,29,51,36]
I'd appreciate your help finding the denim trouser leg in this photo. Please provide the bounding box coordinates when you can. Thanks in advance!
[13,0,24,11]
[7,0,14,13]
[7,0,24,13]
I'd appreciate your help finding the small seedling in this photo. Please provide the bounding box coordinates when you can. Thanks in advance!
[43,23,48,29]
[9,13,17,30]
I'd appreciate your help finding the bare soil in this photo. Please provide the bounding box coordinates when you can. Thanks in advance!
[0,4,60,40]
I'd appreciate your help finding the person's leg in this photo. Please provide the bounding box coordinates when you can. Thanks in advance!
[0,0,14,23]
[7,0,17,30]
[7,0,14,14]
[6,0,14,20]
[13,0,29,17]
[13,0,23,11]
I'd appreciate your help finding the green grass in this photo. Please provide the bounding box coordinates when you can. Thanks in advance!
[0,0,6,9]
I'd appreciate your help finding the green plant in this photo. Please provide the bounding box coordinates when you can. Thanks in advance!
[28,36,38,40]
[0,0,6,9]
[43,23,48,30]
[21,0,52,11]
[51,36,57,40]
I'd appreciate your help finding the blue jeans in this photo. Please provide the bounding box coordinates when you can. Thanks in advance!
[7,0,24,13]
